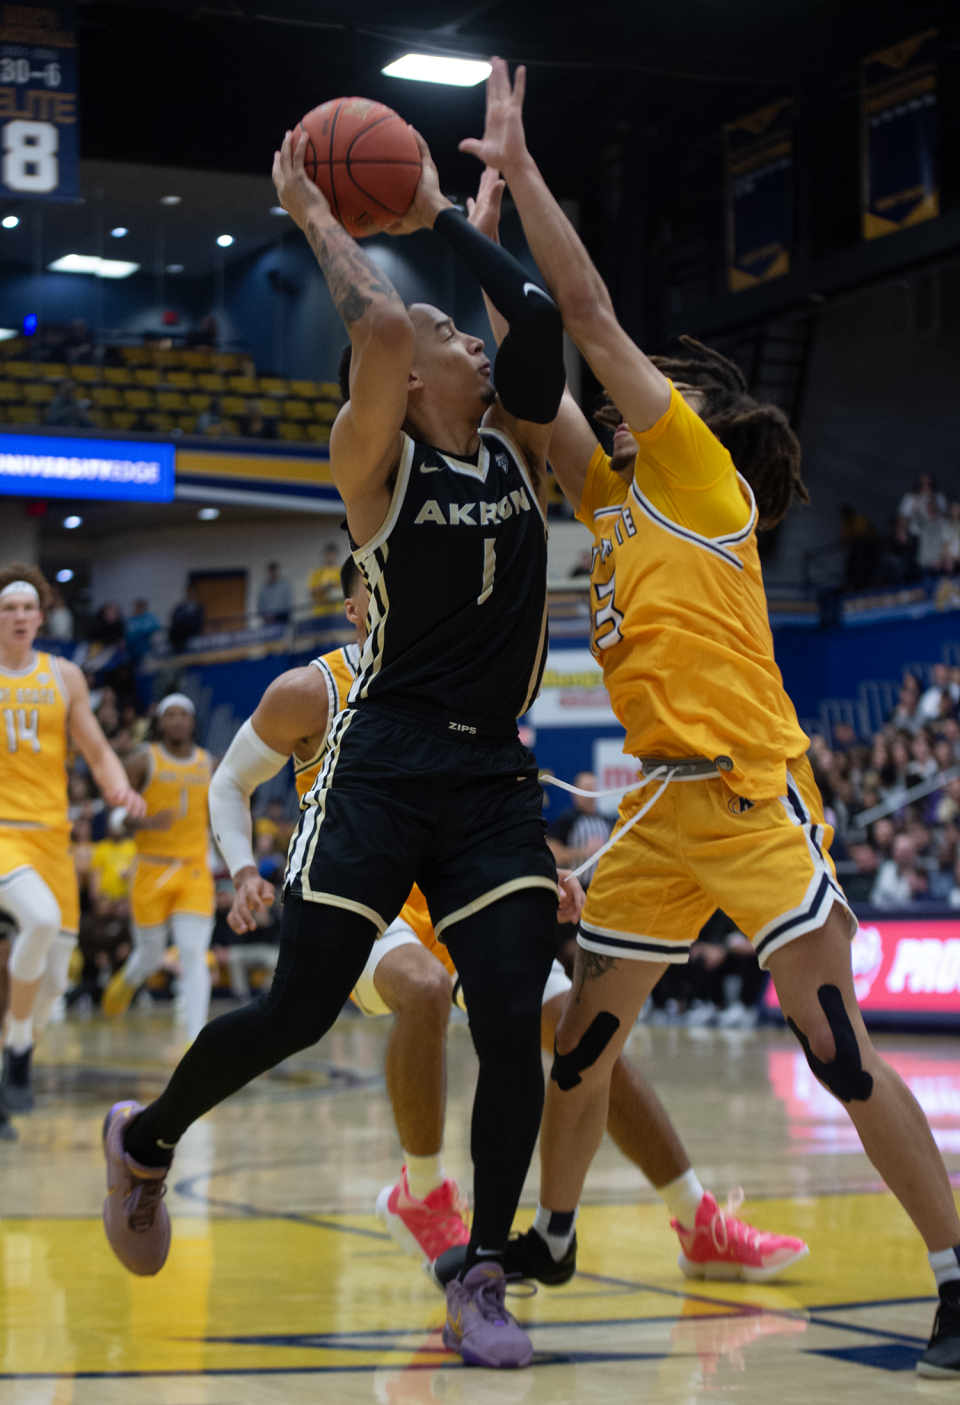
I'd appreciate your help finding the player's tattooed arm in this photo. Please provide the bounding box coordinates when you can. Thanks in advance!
[573,949,618,1004]
[305,222,402,329]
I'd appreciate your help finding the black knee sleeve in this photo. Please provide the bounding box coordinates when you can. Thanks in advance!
[551,1011,621,1090]
[787,983,873,1103]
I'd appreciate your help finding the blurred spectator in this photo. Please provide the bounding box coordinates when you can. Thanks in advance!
[839,504,880,588]
[899,473,946,536]
[214,835,282,1000]
[917,497,948,574]
[941,503,960,573]
[254,798,294,852]
[871,835,928,907]
[949,857,960,909]
[570,549,593,578]
[242,403,276,440]
[45,586,73,641]
[169,587,205,653]
[88,811,137,904]
[196,398,223,435]
[257,562,292,624]
[62,318,94,363]
[547,772,611,880]
[71,817,94,901]
[93,687,120,739]
[187,314,219,349]
[889,674,923,732]
[67,897,131,1010]
[910,729,938,782]
[919,664,960,723]
[125,599,161,662]
[88,602,126,648]
[309,545,343,616]
[45,378,93,429]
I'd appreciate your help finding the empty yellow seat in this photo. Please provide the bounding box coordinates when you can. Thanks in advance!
[156,391,187,411]
[177,414,197,432]
[7,362,35,379]
[258,378,288,395]
[187,393,211,412]
[283,399,311,420]
[92,387,122,407]
[7,405,37,422]
[111,411,138,429]
[24,383,54,402]
[289,380,320,397]
[144,412,174,431]
[315,401,339,423]
[124,388,154,409]
[228,376,258,394]
[166,371,195,389]
[44,363,67,379]
[221,417,240,435]
[156,350,184,368]
[214,353,241,372]
[135,369,161,387]
[221,395,247,416]
[103,368,134,385]
[182,351,215,370]
[197,374,226,392]
[306,423,331,444]
[72,365,100,382]
[318,382,341,400]
[279,421,307,441]
[0,382,19,401]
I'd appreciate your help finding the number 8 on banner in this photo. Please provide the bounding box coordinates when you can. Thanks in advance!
[2,120,59,194]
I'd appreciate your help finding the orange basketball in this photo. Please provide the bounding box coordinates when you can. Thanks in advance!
[295,97,422,239]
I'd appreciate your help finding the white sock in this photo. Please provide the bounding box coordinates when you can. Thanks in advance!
[533,1203,578,1262]
[6,1015,33,1053]
[658,1169,705,1229]
[929,1246,960,1289]
[404,1152,445,1201]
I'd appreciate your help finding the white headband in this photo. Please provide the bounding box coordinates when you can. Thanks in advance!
[0,581,40,604]
[156,693,195,718]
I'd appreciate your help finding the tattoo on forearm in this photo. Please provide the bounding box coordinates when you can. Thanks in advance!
[573,949,618,1003]
[306,222,402,328]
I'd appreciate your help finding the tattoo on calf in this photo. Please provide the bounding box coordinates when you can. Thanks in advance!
[574,949,618,1004]
[306,223,402,328]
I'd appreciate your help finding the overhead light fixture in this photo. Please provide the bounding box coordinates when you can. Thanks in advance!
[48,254,140,279]
[63,515,82,529]
[160,195,181,205]
[269,206,288,216]
[0,328,17,341]
[111,226,128,238]
[166,263,184,274]
[382,53,491,86]
[216,234,234,248]
[56,568,73,583]
[2,215,18,229]
[198,507,220,520]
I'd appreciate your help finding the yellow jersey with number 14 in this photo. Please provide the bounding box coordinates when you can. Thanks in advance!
[0,650,69,832]
[576,384,809,801]
[137,742,211,861]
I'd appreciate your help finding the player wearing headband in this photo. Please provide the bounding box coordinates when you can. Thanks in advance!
[102,694,216,1043]
[0,563,145,1120]
[211,556,808,1283]
[460,62,960,1377]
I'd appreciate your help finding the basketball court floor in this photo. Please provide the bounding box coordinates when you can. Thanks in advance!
[2,1009,958,1402]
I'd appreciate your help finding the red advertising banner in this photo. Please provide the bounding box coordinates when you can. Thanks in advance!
[764,916,960,1014]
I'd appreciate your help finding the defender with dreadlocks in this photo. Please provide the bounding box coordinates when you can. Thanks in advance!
[459,61,960,1381]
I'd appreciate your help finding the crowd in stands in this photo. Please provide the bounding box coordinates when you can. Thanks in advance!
[0,319,341,445]
[840,473,960,589]
[810,664,960,909]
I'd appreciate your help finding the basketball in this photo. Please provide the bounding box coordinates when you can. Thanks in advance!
[295,96,422,238]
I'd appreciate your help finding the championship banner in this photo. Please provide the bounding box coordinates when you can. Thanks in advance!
[861,29,938,241]
[723,98,793,293]
[0,2,77,202]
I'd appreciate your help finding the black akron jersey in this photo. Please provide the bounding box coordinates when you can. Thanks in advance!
[349,427,549,723]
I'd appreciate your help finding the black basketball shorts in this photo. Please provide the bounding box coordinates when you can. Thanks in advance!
[284,702,558,938]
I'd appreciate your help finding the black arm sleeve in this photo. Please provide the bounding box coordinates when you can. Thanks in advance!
[433,207,565,425]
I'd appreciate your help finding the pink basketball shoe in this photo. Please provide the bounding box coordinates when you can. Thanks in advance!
[376,1166,470,1262]
[672,1189,809,1283]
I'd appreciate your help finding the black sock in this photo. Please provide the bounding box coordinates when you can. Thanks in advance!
[123,1109,175,1168]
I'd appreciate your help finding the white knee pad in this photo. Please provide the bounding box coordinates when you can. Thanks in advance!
[171,912,214,1044]
[122,922,169,989]
[4,868,62,983]
[33,934,77,1033]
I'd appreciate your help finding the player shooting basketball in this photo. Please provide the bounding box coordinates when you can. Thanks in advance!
[101,117,579,1370]
[459,58,960,1378]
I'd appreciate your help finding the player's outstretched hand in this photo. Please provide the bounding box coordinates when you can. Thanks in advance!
[466,166,505,243]
[229,866,276,935]
[556,869,586,925]
[272,129,332,230]
[102,784,147,819]
[385,129,452,234]
[459,57,529,177]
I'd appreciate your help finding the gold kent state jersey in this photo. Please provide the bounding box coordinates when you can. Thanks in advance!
[136,742,212,861]
[577,384,809,801]
[293,643,361,799]
[0,650,70,832]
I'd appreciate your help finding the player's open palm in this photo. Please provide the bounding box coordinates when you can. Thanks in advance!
[272,129,332,230]
[460,57,529,176]
[384,129,447,234]
[466,166,505,243]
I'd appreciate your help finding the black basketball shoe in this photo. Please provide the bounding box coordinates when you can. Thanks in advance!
[918,1282,960,1377]
[0,1045,33,1113]
[427,1227,578,1291]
